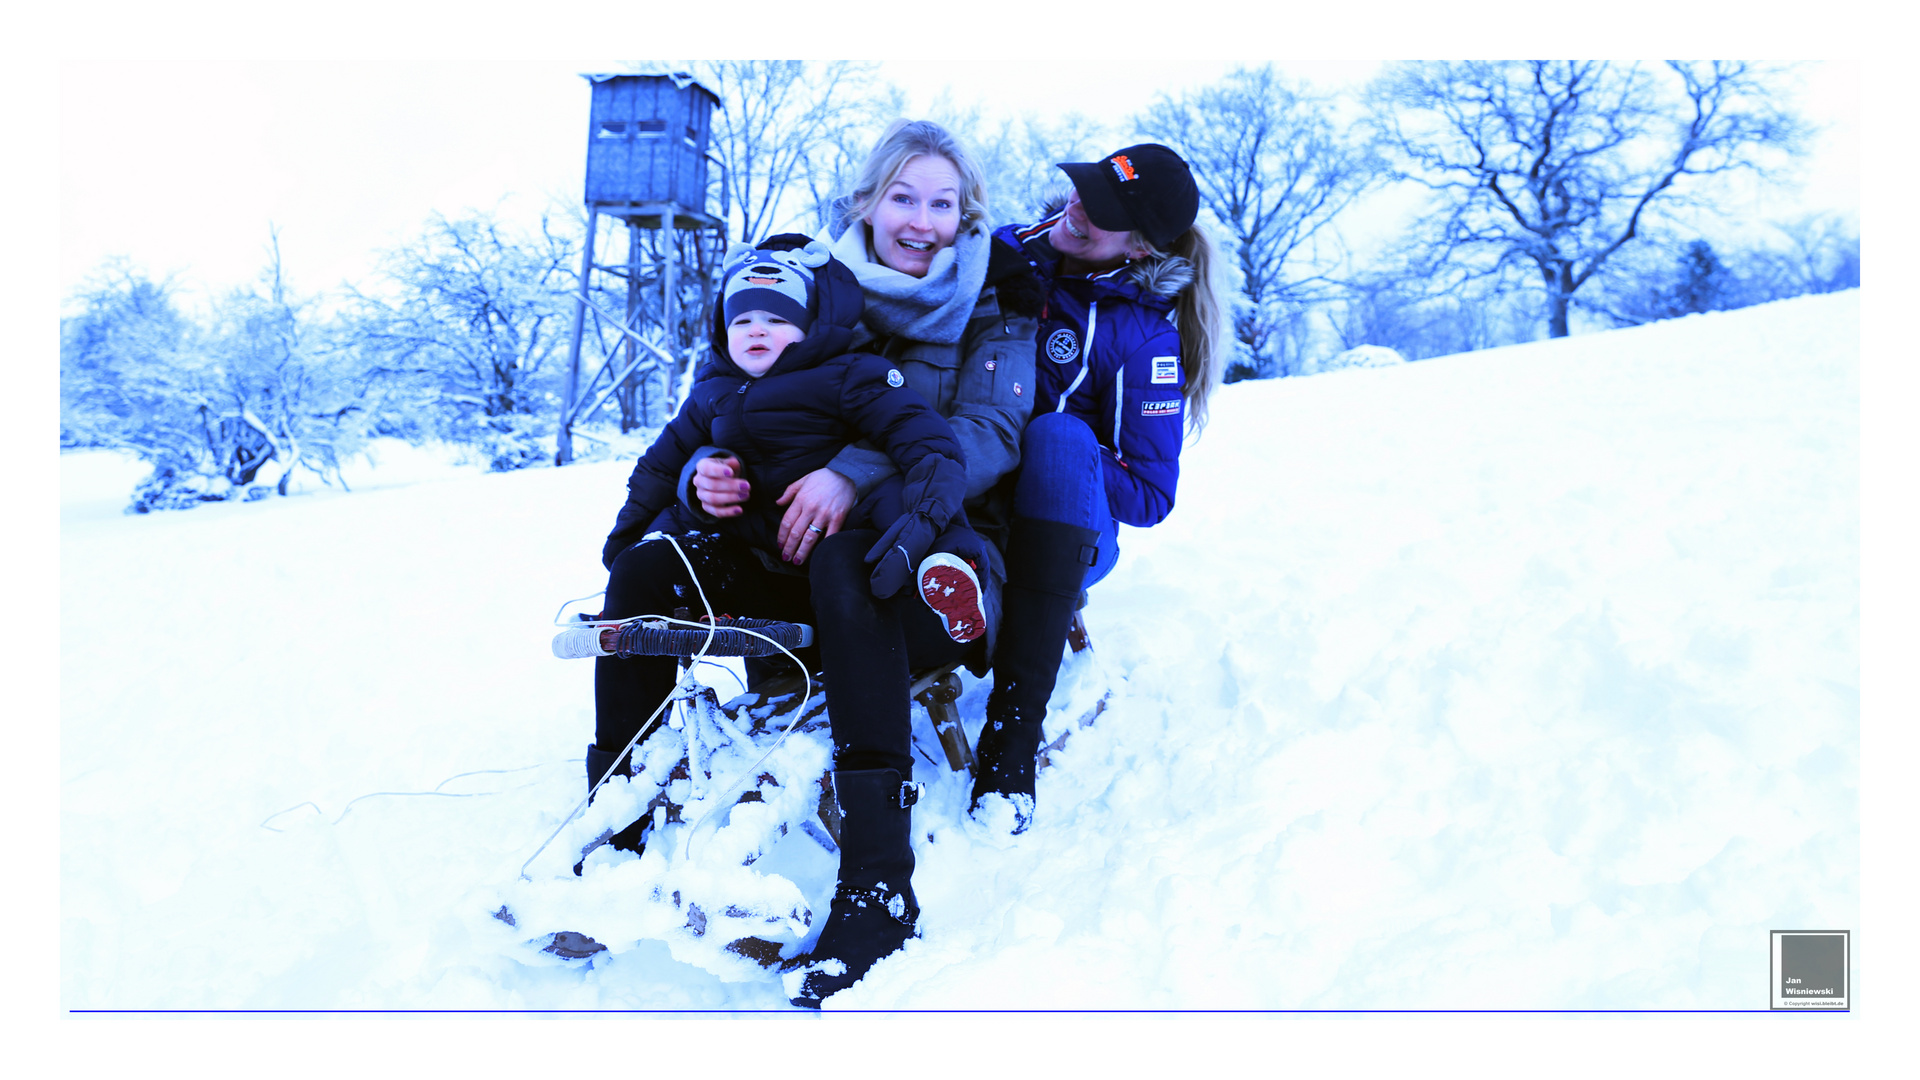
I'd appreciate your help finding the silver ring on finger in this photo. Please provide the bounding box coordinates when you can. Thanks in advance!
[806,524,824,534]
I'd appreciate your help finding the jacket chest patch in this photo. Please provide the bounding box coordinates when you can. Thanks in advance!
[1045,327,1079,363]
[1151,356,1180,384]
[1141,399,1181,418]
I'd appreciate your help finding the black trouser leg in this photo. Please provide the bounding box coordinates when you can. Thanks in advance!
[591,533,812,789]
[975,517,1101,809]
[807,529,970,778]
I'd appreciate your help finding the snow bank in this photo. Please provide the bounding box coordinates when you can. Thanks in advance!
[60,291,1858,1009]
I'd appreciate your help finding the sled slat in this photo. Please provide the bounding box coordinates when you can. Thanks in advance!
[914,670,975,775]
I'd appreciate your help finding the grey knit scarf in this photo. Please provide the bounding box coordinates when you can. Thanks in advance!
[827,210,991,347]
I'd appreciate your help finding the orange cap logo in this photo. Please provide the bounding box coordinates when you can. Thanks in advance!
[1108,154,1137,182]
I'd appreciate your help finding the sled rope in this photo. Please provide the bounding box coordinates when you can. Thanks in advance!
[260,765,551,832]
[518,534,816,879]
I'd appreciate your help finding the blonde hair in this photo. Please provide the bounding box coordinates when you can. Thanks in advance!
[1129,225,1227,436]
[841,119,989,235]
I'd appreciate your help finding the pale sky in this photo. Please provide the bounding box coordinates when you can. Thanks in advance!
[58,58,1859,307]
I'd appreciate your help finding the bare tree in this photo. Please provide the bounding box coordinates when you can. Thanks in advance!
[796,83,909,233]
[61,260,194,451]
[62,237,386,509]
[1742,212,1861,299]
[1138,65,1383,378]
[1584,211,1858,329]
[203,230,380,495]
[350,211,576,469]
[804,95,1113,232]
[1371,60,1807,338]
[1330,270,1538,360]
[692,60,884,243]
[957,108,1112,226]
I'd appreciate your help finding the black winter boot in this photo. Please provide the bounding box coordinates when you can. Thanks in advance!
[972,517,1100,833]
[576,745,651,875]
[789,768,921,1008]
[585,744,626,799]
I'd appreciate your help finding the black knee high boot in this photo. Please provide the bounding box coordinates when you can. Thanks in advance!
[585,744,626,798]
[973,516,1100,831]
[789,768,920,1008]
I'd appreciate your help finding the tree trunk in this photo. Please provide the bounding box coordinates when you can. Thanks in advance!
[1545,264,1574,338]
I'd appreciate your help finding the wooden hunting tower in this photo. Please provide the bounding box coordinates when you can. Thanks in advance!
[558,72,728,464]
[583,73,720,224]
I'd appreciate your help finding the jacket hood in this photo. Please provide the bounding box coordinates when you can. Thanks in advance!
[704,233,865,379]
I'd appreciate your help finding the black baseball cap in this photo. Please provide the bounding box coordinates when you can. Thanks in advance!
[1056,143,1200,250]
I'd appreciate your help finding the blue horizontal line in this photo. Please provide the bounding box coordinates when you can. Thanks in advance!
[68,1008,1844,1015]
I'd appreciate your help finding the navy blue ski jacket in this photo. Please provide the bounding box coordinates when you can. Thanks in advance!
[994,210,1189,527]
[602,239,968,570]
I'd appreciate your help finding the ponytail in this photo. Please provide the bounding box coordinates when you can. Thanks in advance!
[1130,225,1226,436]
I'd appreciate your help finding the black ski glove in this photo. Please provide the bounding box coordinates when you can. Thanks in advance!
[865,511,940,598]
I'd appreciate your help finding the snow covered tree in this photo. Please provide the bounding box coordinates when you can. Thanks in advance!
[60,261,195,450]
[195,235,386,497]
[350,211,576,470]
[1137,65,1383,379]
[63,240,387,511]
[1370,61,1807,338]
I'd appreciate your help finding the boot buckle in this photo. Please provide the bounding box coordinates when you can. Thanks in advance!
[898,781,924,809]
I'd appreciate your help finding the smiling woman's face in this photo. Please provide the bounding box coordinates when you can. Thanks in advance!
[865,154,962,278]
[1048,187,1145,271]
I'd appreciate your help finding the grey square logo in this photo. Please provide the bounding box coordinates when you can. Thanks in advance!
[1771,931,1849,1009]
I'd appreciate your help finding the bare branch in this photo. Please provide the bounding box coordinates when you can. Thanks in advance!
[1369,59,1808,337]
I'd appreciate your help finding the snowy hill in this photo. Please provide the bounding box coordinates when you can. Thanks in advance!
[60,291,1858,1010]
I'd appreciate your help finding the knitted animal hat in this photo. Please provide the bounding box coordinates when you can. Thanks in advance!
[720,239,833,333]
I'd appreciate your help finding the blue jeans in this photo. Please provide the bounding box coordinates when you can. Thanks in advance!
[1011,412,1120,591]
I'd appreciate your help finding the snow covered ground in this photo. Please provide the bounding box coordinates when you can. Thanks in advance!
[60,292,1860,1015]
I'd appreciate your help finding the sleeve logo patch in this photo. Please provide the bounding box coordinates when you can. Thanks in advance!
[1045,327,1079,363]
[1150,356,1179,384]
[887,368,905,388]
[1141,399,1182,418]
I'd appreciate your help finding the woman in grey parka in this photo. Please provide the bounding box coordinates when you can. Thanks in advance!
[686,119,1042,1007]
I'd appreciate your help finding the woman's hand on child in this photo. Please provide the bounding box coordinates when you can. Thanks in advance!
[775,467,855,564]
[692,455,751,518]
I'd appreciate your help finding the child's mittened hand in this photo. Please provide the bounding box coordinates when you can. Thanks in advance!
[865,512,939,598]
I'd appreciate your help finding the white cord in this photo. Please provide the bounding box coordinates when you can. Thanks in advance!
[518,534,815,879]
[259,764,549,832]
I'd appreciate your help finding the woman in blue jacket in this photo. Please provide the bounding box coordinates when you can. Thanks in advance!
[975,143,1228,832]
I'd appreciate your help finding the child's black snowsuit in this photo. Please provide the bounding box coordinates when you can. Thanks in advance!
[601,236,982,588]
[591,235,991,781]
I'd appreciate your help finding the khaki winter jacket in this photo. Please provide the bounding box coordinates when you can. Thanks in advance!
[827,238,1041,557]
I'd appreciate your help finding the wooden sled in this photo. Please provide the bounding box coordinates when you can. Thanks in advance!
[506,608,1107,972]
